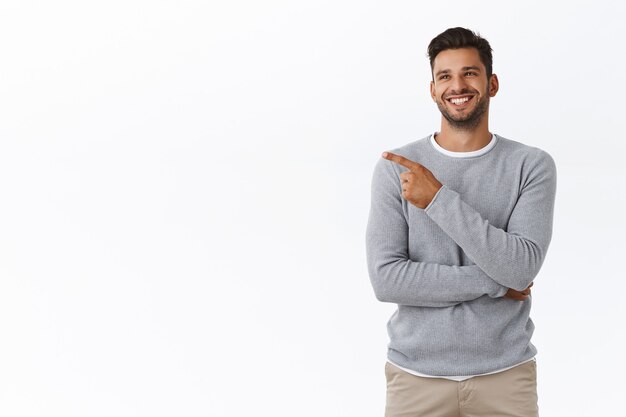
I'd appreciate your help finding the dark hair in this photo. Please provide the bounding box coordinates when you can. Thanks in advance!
[427,27,493,81]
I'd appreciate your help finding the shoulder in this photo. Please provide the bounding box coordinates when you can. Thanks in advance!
[496,134,556,171]
[496,134,557,187]
[392,135,432,159]
[372,135,431,172]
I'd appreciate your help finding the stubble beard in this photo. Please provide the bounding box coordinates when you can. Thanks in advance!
[436,93,489,132]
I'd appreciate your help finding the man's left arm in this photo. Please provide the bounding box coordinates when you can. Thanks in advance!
[383,150,556,291]
[423,150,557,291]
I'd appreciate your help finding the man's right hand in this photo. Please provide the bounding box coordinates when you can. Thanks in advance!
[504,282,533,301]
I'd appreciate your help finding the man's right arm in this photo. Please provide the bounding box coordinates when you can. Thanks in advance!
[365,156,508,307]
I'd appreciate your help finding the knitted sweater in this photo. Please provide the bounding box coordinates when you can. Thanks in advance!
[365,132,557,376]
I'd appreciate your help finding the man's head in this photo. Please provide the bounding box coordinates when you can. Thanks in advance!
[428,27,493,81]
[427,27,499,131]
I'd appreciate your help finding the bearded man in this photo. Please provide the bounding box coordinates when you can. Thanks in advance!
[366,27,557,417]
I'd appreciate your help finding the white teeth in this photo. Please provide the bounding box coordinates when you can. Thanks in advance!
[450,96,470,105]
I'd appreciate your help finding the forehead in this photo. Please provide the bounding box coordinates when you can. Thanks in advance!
[432,47,485,73]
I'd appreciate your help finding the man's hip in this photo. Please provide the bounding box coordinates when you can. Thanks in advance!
[384,359,539,417]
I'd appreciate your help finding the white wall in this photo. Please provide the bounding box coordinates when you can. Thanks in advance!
[1,1,624,416]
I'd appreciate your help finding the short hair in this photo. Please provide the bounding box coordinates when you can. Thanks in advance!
[427,27,493,81]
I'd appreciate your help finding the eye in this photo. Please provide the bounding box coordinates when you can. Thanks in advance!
[465,71,477,76]
[439,74,450,80]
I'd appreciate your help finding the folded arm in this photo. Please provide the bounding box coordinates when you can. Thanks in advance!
[423,150,557,291]
[365,157,508,307]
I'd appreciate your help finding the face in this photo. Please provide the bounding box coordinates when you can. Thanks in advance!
[430,47,498,131]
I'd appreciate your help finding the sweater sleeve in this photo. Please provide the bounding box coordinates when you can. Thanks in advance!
[365,157,509,307]
[424,150,557,292]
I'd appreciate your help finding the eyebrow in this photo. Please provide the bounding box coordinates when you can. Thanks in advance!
[435,66,482,77]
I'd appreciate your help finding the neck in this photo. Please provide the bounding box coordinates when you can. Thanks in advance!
[435,117,492,152]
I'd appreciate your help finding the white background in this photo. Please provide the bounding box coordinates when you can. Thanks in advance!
[1,1,625,416]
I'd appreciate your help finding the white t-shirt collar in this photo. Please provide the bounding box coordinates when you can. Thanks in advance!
[430,132,497,158]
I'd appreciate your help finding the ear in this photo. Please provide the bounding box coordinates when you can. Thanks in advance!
[430,80,436,101]
[488,74,499,97]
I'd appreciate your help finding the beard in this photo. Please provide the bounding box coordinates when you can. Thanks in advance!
[435,92,489,131]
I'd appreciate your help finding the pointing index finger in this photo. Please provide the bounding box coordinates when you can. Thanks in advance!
[382,151,421,171]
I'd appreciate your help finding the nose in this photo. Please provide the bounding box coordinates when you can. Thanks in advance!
[449,76,470,95]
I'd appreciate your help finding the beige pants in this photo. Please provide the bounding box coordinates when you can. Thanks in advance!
[385,359,539,417]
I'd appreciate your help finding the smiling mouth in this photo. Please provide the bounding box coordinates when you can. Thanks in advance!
[446,95,475,107]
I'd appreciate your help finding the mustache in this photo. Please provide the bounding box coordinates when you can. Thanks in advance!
[444,89,479,99]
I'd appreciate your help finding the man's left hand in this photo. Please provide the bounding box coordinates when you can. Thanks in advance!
[382,151,443,209]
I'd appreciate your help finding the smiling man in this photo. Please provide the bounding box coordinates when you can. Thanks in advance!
[365,27,557,417]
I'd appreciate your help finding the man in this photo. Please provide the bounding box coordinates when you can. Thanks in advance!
[365,27,556,417]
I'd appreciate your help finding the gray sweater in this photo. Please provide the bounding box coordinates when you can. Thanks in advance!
[365,133,557,376]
